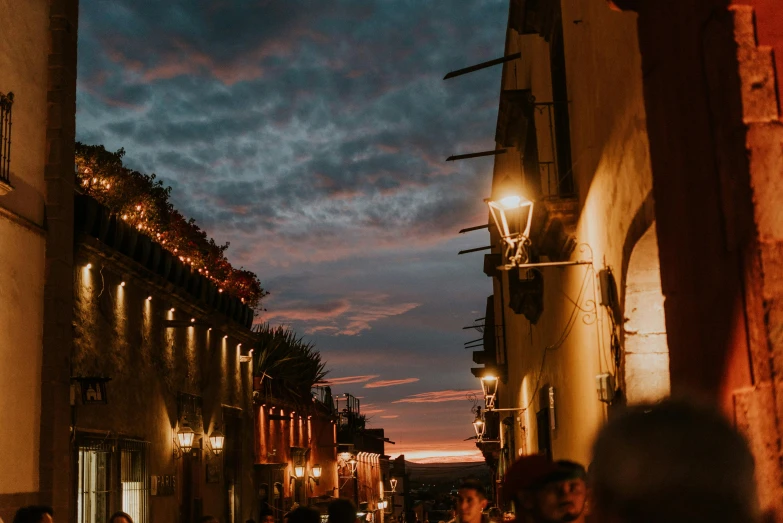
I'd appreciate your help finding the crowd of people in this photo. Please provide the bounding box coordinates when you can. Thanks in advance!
[7,399,769,523]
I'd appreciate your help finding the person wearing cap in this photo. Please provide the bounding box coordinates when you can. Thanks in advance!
[503,455,587,523]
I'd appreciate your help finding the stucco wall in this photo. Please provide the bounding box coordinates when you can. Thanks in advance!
[73,243,256,522]
[0,0,51,498]
[493,1,656,466]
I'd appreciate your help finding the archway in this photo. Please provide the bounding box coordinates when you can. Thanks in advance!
[623,223,670,404]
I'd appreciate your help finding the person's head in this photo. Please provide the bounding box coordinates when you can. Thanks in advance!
[590,399,760,523]
[456,479,488,523]
[287,507,320,523]
[260,510,275,523]
[504,455,587,523]
[13,506,53,523]
[109,512,134,523]
[328,499,357,523]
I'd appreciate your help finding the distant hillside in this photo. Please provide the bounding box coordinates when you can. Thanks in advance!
[406,460,491,486]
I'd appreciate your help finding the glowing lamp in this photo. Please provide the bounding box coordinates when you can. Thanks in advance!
[170,307,175,312]
[481,375,499,410]
[499,195,522,209]
[190,318,196,323]
[120,281,126,287]
[86,263,92,269]
[177,426,195,451]
[294,465,305,478]
[348,457,358,475]
[472,411,486,440]
[147,296,152,301]
[209,430,225,455]
[486,176,534,268]
[390,478,398,492]
[312,464,322,478]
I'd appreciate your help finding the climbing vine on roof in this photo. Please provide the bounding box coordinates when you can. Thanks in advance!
[75,142,268,310]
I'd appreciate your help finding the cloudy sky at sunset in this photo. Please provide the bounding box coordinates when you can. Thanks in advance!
[77,0,508,461]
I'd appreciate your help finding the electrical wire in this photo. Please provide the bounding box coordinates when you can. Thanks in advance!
[518,264,593,414]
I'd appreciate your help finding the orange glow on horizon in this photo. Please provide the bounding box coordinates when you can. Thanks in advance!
[390,449,484,463]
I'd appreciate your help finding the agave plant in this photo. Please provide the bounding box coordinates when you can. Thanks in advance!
[253,324,328,404]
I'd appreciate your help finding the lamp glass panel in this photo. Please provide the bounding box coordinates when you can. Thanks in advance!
[178,428,195,450]
[473,418,485,438]
[294,465,305,478]
[481,376,499,397]
[312,464,322,478]
[209,431,225,453]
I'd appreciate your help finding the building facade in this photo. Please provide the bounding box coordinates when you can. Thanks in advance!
[336,394,390,523]
[0,0,79,520]
[253,382,339,519]
[463,0,783,517]
[72,194,258,523]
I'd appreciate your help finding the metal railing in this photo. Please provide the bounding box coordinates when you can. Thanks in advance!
[534,102,575,199]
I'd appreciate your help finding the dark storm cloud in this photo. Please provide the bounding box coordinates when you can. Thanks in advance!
[78,0,504,256]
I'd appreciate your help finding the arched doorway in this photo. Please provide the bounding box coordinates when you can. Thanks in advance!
[623,222,670,404]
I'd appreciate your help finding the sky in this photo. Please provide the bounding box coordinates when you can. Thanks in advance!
[76,0,508,462]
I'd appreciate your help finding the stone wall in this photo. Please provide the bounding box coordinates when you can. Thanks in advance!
[73,238,257,522]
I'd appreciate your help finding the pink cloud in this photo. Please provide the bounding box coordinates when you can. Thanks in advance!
[392,389,482,404]
[260,299,351,322]
[363,409,385,415]
[380,415,399,419]
[259,293,420,336]
[364,378,420,389]
[321,375,380,386]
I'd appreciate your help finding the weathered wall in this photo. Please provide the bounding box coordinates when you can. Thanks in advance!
[73,241,256,523]
[493,0,656,467]
[732,0,783,111]
[623,224,669,404]
[0,0,50,500]
[626,0,782,515]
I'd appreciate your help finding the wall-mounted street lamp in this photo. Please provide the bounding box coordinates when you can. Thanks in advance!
[174,425,195,459]
[294,465,305,479]
[480,375,499,410]
[486,177,534,269]
[472,408,486,441]
[308,463,323,487]
[208,429,225,455]
[390,478,397,493]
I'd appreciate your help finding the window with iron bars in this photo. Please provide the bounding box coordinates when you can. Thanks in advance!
[77,436,150,523]
[0,92,13,187]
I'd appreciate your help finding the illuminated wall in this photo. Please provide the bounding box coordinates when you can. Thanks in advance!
[623,224,669,404]
[73,241,256,523]
[487,0,661,467]
[0,0,52,501]
[254,402,338,508]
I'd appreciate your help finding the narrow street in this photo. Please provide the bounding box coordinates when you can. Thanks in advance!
[2,1,783,523]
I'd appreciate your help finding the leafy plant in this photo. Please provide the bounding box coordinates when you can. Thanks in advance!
[253,324,328,404]
[75,142,268,309]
